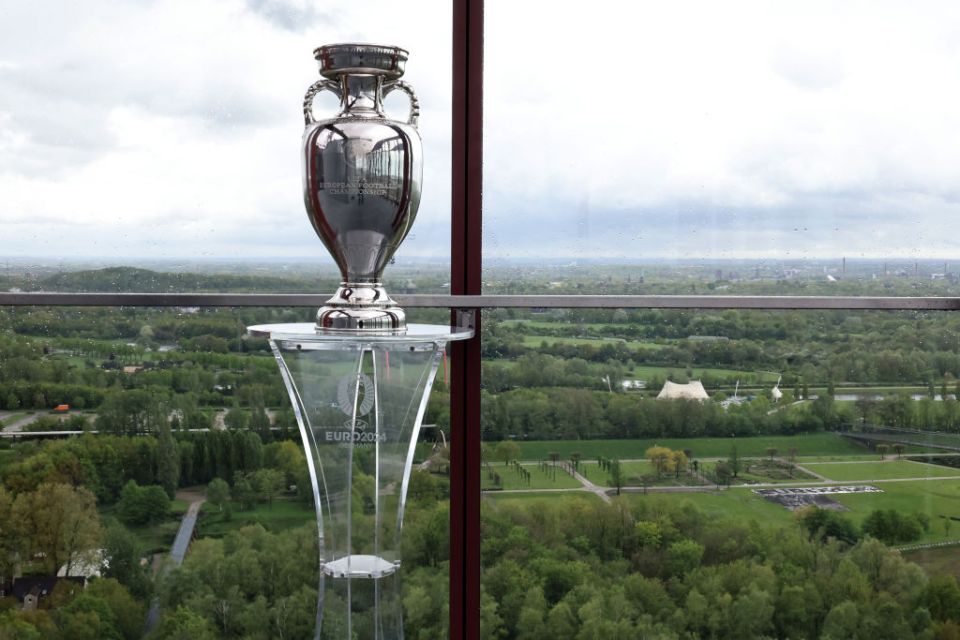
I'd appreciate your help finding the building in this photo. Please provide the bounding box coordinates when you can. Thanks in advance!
[656,380,710,401]
[10,576,85,610]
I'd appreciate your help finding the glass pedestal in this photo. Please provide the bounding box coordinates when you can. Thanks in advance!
[247,323,473,640]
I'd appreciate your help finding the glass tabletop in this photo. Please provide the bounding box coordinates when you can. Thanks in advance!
[247,322,474,343]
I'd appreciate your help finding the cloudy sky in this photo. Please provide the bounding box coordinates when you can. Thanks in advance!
[3,0,960,263]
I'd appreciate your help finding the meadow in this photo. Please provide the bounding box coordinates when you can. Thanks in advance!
[804,460,960,482]
[512,432,867,461]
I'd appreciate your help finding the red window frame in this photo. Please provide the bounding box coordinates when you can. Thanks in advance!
[450,1,484,637]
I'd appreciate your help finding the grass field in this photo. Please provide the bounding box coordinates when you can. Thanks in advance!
[481,463,583,490]
[521,335,627,347]
[904,545,960,578]
[626,489,797,527]
[832,479,960,542]
[804,460,960,482]
[198,497,315,537]
[512,433,868,461]
[483,491,594,506]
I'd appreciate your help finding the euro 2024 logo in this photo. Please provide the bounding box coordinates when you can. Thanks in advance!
[322,372,385,445]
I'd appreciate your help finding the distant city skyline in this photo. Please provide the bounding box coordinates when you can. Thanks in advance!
[3,1,960,261]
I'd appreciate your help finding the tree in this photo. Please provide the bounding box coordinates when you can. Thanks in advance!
[877,444,890,460]
[84,578,146,640]
[156,423,181,499]
[646,446,672,478]
[232,472,258,511]
[665,539,704,577]
[102,525,151,600]
[714,461,733,487]
[862,509,923,544]
[252,469,285,508]
[150,606,218,640]
[728,445,742,478]
[224,406,249,431]
[11,482,103,575]
[766,447,778,461]
[671,450,689,479]
[893,443,905,459]
[494,441,521,466]
[798,506,860,545]
[117,481,170,526]
[609,459,623,496]
[206,478,230,512]
[0,487,14,582]
[264,440,304,488]
[922,575,960,623]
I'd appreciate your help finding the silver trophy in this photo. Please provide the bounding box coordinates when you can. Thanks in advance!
[302,43,422,332]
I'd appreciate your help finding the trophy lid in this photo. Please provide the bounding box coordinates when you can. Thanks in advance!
[314,43,408,80]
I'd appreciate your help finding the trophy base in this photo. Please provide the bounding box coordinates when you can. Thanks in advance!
[322,555,399,579]
[316,284,406,332]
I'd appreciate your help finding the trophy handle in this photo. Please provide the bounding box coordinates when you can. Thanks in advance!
[303,79,342,126]
[383,80,420,129]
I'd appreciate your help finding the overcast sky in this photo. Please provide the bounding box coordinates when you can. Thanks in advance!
[2,0,960,263]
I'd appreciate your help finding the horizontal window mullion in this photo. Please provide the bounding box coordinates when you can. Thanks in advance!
[1,292,960,310]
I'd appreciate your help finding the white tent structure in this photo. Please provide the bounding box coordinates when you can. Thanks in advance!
[771,375,783,402]
[657,380,710,401]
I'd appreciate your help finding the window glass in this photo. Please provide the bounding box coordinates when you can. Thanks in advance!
[0,1,451,282]
[481,308,960,638]
[483,1,960,294]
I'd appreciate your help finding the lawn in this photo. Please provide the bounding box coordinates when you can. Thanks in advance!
[482,491,598,505]
[481,462,583,490]
[697,459,818,485]
[198,496,315,537]
[521,335,626,347]
[512,433,867,461]
[832,479,960,543]
[904,545,960,579]
[624,490,796,528]
[579,460,706,487]
[804,460,960,482]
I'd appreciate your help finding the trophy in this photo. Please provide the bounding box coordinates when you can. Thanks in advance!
[250,44,472,639]
[302,43,422,332]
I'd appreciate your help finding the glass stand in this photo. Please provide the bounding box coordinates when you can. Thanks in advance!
[248,323,473,640]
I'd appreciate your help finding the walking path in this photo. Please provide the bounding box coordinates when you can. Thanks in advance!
[560,462,612,504]
[791,462,830,481]
[143,491,206,635]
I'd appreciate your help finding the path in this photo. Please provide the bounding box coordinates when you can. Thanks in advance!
[143,490,206,635]
[559,461,612,504]
[1,412,42,433]
[791,461,830,481]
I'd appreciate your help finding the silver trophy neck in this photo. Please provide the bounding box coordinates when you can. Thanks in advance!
[314,43,409,80]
